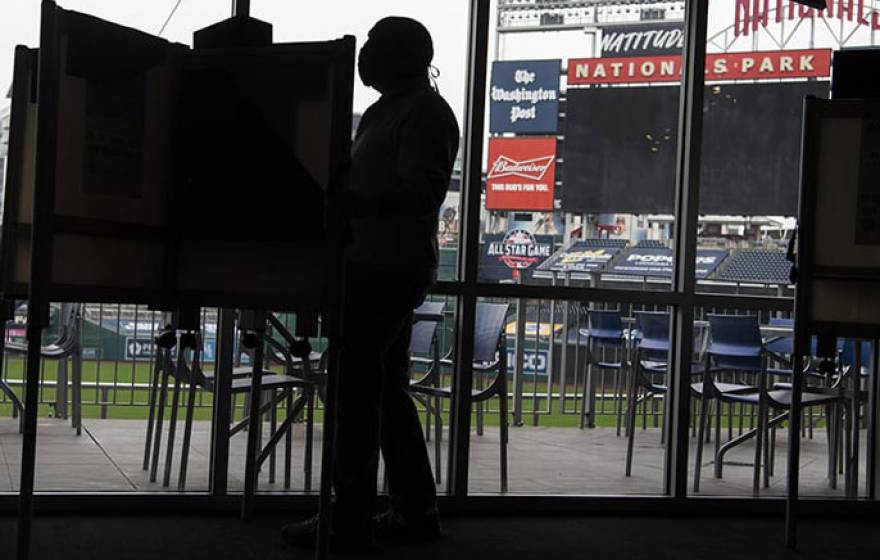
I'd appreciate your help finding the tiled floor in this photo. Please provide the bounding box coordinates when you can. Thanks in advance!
[0,416,867,497]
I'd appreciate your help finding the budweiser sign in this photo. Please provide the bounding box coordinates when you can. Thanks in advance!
[486,137,557,211]
[567,49,831,85]
[488,155,555,181]
[735,0,880,37]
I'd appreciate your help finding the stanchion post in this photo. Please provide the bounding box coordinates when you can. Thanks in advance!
[241,309,267,521]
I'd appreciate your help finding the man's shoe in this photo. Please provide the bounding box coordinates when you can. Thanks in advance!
[281,515,377,554]
[373,510,442,542]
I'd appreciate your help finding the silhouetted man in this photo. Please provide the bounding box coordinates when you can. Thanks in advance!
[282,17,459,552]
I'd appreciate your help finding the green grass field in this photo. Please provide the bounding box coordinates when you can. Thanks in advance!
[0,359,805,431]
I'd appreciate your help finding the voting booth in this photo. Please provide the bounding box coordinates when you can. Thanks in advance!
[1,2,355,559]
[787,96,880,543]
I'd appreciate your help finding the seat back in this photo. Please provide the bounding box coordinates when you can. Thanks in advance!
[410,301,445,356]
[706,314,763,371]
[586,309,624,345]
[47,303,81,355]
[634,311,670,361]
[764,317,794,356]
[473,303,509,363]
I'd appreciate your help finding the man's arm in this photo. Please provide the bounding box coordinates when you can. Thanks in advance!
[345,107,458,219]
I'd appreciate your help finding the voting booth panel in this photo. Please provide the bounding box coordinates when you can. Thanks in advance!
[0,48,38,298]
[799,98,880,336]
[175,42,352,310]
[39,9,182,304]
[1,4,355,313]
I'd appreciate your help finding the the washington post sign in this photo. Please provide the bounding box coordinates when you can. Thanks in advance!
[489,59,561,134]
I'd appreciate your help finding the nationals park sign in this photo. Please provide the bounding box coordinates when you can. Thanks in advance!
[568,48,831,85]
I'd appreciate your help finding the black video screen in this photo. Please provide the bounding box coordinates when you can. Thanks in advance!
[562,81,830,215]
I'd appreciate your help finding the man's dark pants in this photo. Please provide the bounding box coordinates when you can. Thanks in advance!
[332,262,437,535]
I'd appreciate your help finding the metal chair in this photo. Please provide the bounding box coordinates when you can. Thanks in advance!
[3,303,83,434]
[624,311,705,476]
[407,301,446,484]
[577,308,628,432]
[691,314,764,493]
[410,302,510,492]
[146,320,317,492]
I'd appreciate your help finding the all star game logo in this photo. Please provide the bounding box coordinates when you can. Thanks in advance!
[488,229,552,270]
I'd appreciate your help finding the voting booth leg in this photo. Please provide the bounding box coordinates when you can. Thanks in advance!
[316,341,342,560]
[241,311,267,522]
[785,352,806,549]
[17,328,44,560]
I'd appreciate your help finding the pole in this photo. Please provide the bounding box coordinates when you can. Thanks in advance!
[18,4,61,559]
[209,309,236,495]
[241,310,266,521]
[232,0,250,18]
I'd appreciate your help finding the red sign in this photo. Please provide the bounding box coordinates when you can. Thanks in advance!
[568,49,831,85]
[486,137,556,211]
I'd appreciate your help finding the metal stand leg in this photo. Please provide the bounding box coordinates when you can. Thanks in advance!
[269,389,278,485]
[693,393,710,493]
[162,374,183,488]
[284,390,293,490]
[304,386,314,493]
[17,329,44,560]
[55,358,67,420]
[498,357,509,493]
[625,364,640,477]
[579,361,591,430]
[178,378,198,492]
[242,314,266,522]
[143,349,164,470]
[434,395,443,484]
[149,361,171,484]
[316,340,343,560]
[72,349,82,436]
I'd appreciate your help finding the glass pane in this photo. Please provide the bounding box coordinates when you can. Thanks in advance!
[466,296,669,495]
[685,305,871,498]
[696,0,842,293]
[480,0,688,291]
[0,1,469,495]
[689,0,879,499]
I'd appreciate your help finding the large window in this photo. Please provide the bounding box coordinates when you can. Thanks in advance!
[0,0,877,521]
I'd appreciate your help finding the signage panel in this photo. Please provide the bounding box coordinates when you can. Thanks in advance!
[489,59,560,133]
[568,49,831,85]
[538,242,620,273]
[480,229,554,282]
[601,23,684,57]
[608,248,728,278]
[486,137,557,211]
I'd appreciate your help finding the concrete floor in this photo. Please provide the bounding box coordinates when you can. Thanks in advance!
[0,415,866,498]
[5,513,880,560]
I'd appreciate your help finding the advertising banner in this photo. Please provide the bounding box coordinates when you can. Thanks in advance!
[489,59,560,133]
[568,49,831,85]
[506,349,549,376]
[538,242,621,273]
[609,248,728,278]
[480,229,555,282]
[124,336,216,361]
[486,137,557,211]
[600,23,684,57]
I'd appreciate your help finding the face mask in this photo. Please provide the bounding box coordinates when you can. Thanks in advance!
[358,41,392,90]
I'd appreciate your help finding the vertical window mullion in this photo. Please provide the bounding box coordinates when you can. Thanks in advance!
[447,0,491,498]
[666,0,709,499]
